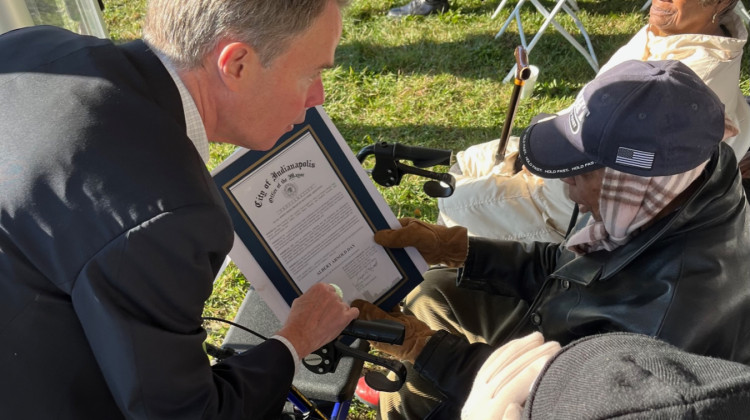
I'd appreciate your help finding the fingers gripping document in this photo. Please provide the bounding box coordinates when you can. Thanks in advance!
[212,106,428,322]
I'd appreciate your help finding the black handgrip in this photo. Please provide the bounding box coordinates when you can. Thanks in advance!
[357,142,451,168]
[356,144,376,163]
[391,143,452,168]
[204,342,237,361]
[357,142,455,197]
[342,319,405,345]
[303,321,409,391]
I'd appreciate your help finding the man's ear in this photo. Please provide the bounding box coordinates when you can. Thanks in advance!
[723,116,739,141]
[216,42,261,91]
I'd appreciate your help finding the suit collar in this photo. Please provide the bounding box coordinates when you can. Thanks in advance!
[117,40,186,131]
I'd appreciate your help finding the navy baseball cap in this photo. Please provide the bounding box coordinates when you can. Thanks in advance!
[519,60,726,178]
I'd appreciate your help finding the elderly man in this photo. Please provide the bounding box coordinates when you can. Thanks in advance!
[0,1,359,419]
[355,59,750,419]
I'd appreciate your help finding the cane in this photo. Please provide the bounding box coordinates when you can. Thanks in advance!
[495,46,531,165]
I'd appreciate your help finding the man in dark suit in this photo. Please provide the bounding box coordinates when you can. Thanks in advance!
[0,0,358,418]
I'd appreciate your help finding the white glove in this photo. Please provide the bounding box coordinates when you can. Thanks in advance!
[461,332,561,420]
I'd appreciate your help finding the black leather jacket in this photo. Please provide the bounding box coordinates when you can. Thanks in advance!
[415,144,750,416]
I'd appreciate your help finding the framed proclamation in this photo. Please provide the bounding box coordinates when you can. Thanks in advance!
[212,106,428,321]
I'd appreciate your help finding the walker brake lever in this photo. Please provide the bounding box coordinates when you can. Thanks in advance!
[303,319,408,392]
[357,142,455,198]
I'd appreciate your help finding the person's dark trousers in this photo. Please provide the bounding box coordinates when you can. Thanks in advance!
[388,0,449,17]
[378,268,528,419]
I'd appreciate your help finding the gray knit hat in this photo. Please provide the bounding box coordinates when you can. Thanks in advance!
[524,333,750,419]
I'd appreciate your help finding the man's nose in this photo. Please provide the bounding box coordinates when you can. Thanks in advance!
[305,78,325,108]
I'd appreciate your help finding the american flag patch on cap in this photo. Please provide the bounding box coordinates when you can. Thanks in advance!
[615,147,655,170]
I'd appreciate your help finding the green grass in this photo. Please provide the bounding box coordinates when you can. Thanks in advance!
[100,1,750,418]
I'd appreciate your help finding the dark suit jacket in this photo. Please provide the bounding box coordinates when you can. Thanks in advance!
[0,26,293,419]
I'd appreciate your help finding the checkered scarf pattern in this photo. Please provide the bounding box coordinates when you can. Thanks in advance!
[565,161,708,255]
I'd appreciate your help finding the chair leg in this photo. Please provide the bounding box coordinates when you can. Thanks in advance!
[500,0,598,82]
[494,0,528,39]
[491,0,512,20]
[562,3,599,72]
[524,0,573,52]
[736,2,750,26]
[641,0,651,12]
[501,0,567,82]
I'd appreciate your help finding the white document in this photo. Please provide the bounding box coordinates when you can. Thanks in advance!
[213,106,428,322]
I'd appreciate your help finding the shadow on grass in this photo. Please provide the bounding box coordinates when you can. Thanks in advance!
[336,122,521,153]
[336,30,633,84]
[349,0,648,21]
[477,0,648,17]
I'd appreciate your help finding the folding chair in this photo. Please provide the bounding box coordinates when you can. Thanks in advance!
[642,0,750,26]
[492,0,599,82]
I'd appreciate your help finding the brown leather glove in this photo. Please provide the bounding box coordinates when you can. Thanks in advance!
[351,299,436,363]
[374,217,468,267]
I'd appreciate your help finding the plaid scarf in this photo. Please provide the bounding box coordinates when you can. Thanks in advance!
[565,162,708,255]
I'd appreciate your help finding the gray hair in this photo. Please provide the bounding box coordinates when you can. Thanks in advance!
[143,0,350,70]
